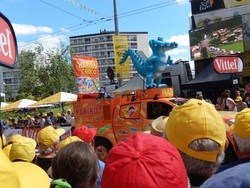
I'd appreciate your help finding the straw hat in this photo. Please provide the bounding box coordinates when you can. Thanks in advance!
[151,116,168,137]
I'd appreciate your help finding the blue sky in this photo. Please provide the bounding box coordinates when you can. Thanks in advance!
[1,0,192,67]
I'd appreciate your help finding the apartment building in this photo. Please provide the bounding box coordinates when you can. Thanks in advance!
[69,30,149,86]
[1,66,20,99]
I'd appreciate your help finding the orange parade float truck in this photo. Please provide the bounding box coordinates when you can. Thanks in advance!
[73,87,187,161]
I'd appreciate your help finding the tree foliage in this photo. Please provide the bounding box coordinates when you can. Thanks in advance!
[17,43,75,100]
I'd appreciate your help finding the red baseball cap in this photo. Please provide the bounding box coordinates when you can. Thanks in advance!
[101,132,189,188]
[72,126,96,143]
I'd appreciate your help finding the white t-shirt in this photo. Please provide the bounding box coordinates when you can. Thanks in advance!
[226,97,237,111]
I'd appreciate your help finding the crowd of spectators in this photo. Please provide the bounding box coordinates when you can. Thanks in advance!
[2,84,250,187]
[0,108,74,130]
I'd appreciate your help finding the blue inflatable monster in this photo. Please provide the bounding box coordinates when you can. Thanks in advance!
[120,37,178,88]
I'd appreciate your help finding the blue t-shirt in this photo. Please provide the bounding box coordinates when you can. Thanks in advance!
[201,162,250,188]
[95,160,105,188]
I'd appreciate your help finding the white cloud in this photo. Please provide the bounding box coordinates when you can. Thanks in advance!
[60,27,71,33]
[167,48,188,55]
[18,34,66,51]
[166,34,190,47]
[12,23,53,36]
[175,0,188,4]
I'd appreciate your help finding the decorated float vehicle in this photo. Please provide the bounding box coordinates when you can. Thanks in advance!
[73,87,187,161]
[72,37,189,162]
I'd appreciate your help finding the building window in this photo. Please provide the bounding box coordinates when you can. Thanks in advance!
[100,44,105,50]
[108,59,114,65]
[106,36,112,41]
[93,45,99,51]
[107,44,113,49]
[78,39,83,44]
[128,35,137,41]
[100,52,106,58]
[130,43,137,48]
[108,51,114,57]
[99,37,104,42]
[85,46,91,51]
[85,38,91,44]
[93,38,99,43]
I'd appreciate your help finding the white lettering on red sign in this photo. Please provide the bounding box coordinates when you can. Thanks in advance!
[213,56,243,73]
[0,28,13,58]
[0,13,17,68]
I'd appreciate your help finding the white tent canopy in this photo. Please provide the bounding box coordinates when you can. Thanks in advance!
[110,74,146,94]
[0,99,37,111]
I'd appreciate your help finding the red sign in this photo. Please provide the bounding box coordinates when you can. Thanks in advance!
[213,56,243,73]
[0,13,18,69]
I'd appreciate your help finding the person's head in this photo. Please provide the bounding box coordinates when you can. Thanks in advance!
[101,132,189,188]
[240,88,246,94]
[245,83,250,92]
[8,134,23,144]
[225,89,231,96]
[150,115,168,137]
[0,126,20,187]
[12,162,50,188]
[57,136,83,151]
[197,94,203,100]
[165,99,227,177]
[235,96,243,104]
[0,149,21,188]
[9,137,36,162]
[51,141,98,188]
[221,91,229,99]
[42,113,47,118]
[66,108,71,114]
[235,89,240,97]
[216,97,223,105]
[37,126,65,154]
[233,108,250,153]
[72,126,96,145]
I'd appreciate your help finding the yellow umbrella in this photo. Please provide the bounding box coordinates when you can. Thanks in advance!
[0,99,37,111]
[29,92,77,110]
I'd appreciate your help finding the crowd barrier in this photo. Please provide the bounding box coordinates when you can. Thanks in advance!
[3,126,72,143]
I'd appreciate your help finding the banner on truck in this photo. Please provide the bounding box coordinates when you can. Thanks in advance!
[72,56,100,95]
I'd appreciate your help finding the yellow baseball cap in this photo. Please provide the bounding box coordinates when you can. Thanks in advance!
[37,126,65,149]
[0,150,21,187]
[58,136,83,151]
[12,162,50,188]
[165,99,226,162]
[3,144,12,158]
[8,134,22,144]
[233,108,250,138]
[9,137,36,162]
[42,113,47,117]
[235,96,242,102]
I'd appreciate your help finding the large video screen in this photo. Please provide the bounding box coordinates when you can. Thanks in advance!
[189,16,244,61]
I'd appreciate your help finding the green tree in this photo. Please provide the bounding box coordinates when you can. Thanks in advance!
[17,43,75,100]
[5,85,13,101]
